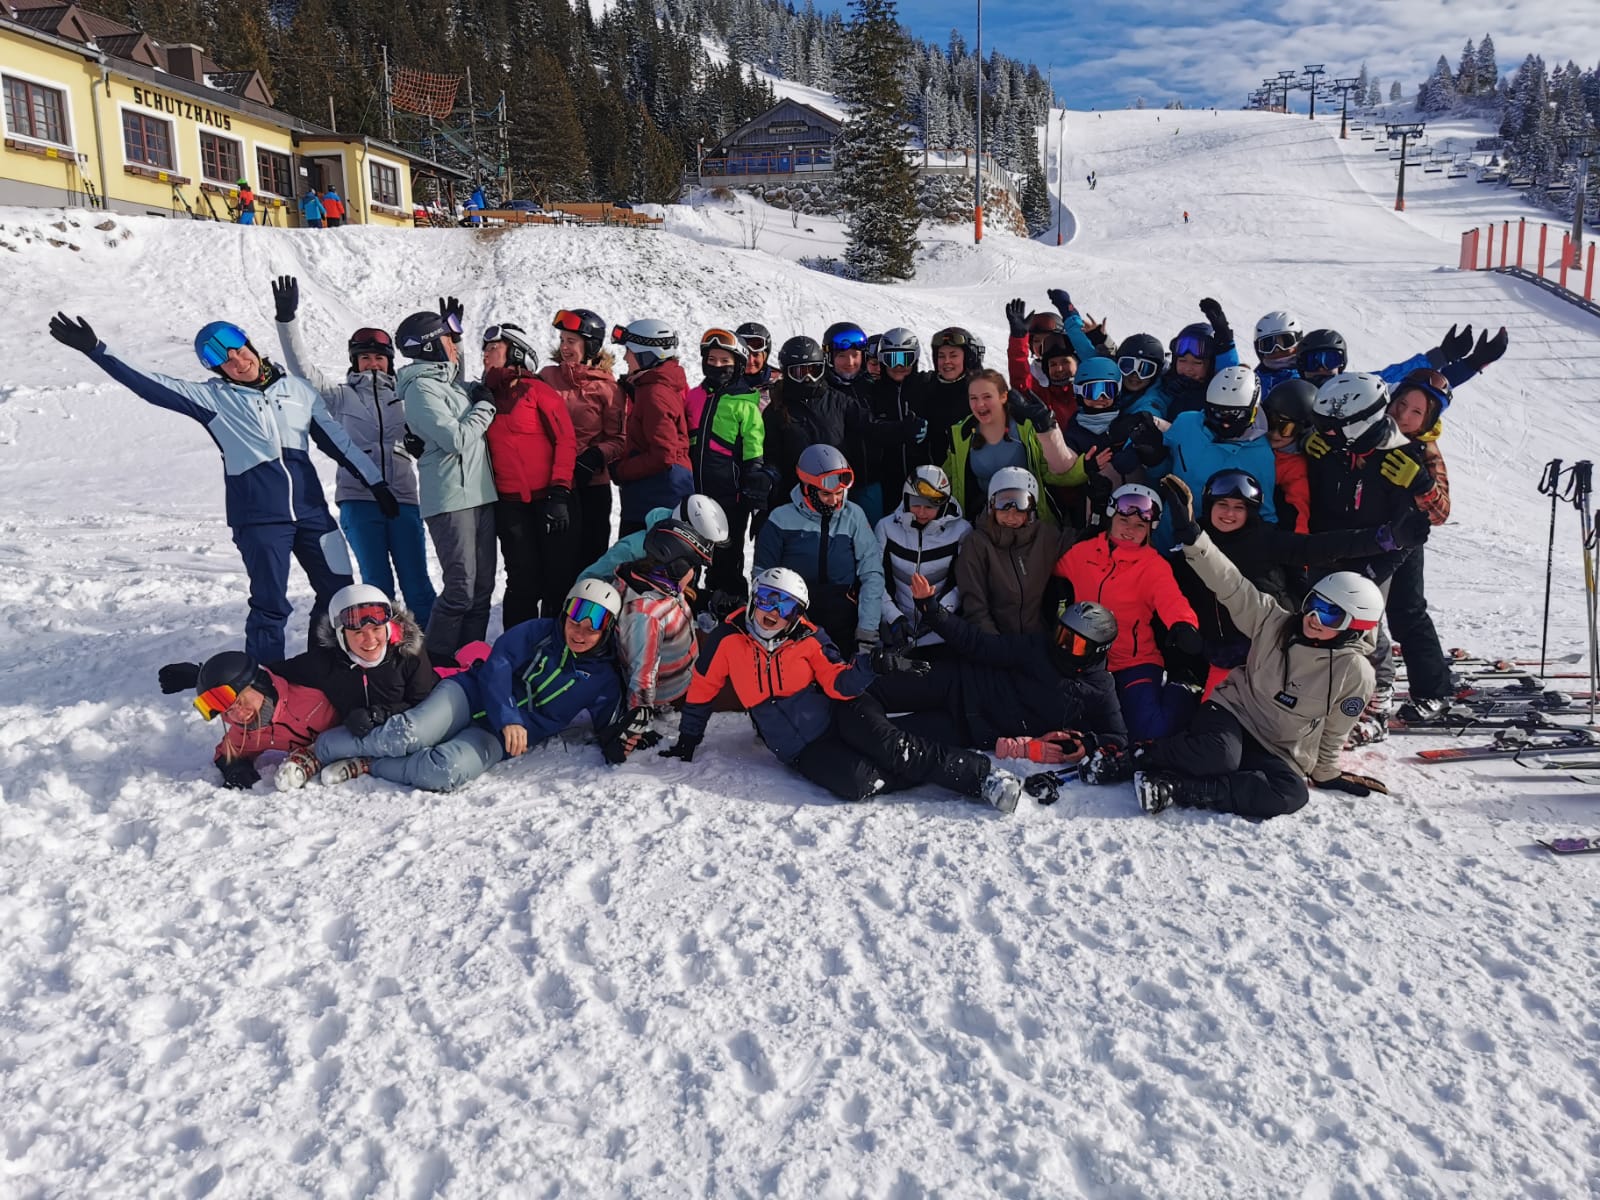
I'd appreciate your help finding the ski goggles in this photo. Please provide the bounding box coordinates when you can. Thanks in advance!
[932,328,976,349]
[552,309,590,334]
[610,324,676,349]
[564,595,614,632]
[1118,356,1159,380]
[1304,594,1355,632]
[1074,379,1119,404]
[1254,331,1300,355]
[785,363,825,383]
[880,349,917,369]
[1111,493,1159,521]
[1173,334,1212,360]
[1053,625,1102,658]
[1302,347,1346,374]
[481,324,527,346]
[348,327,393,352]
[338,601,393,631]
[441,311,464,337]
[701,328,743,356]
[193,683,242,721]
[1205,470,1263,505]
[990,487,1035,513]
[1028,312,1063,333]
[1267,412,1300,436]
[751,585,804,619]
[805,467,855,492]
[905,478,949,504]
[826,328,867,353]
[196,322,250,368]
[740,334,769,353]
[1398,368,1453,412]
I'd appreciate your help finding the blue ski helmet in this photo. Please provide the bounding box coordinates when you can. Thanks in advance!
[195,321,253,370]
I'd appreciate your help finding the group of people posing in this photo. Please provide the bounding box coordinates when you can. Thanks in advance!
[47,281,1509,818]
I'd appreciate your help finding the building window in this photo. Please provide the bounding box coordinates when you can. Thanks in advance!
[3,76,69,146]
[369,161,399,207]
[122,110,174,170]
[200,132,242,183]
[257,148,292,196]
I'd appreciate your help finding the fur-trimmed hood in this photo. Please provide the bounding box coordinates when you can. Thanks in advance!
[313,607,427,659]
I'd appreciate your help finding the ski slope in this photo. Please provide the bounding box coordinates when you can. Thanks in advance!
[4,109,1600,1198]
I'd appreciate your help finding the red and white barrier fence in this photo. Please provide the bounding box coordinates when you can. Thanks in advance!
[1460,218,1597,305]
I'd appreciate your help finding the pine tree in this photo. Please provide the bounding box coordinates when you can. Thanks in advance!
[1390,81,1402,101]
[1476,36,1500,93]
[835,0,920,280]
[508,46,592,202]
[1356,61,1370,102]
[1457,39,1477,96]
[1368,79,1382,106]
[1417,55,1456,113]
[1020,157,1050,236]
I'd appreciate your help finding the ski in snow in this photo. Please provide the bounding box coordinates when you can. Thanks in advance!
[1414,729,1600,763]
[1536,837,1600,855]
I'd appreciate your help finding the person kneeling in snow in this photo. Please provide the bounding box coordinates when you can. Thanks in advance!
[661,568,1023,813]
[158,651,339,790]
[1078,477,1387,818]
[307,579,628,792]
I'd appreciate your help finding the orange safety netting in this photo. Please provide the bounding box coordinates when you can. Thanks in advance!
[391,67,461,120]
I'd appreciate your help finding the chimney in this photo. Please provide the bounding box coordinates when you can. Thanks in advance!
[164,43,206,82]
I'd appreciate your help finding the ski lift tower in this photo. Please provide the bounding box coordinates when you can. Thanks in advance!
[1384,121,1426,210]
[1331,78,1360,139]
[1302,65,1325,118]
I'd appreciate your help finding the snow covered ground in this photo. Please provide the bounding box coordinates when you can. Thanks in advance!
[4,108,1600,1198]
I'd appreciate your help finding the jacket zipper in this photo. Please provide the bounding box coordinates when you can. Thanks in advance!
[372,370,388,485]
[255,384,297,520]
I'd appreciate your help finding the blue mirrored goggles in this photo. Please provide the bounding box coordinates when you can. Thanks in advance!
[1118,355,1159,380]
[196,323,250,368]
[751,586,804,619]
[1303,347,1346,374]
[827,328,867,353]
[1174,334,1212,359]
[1304,594,1348,630]
[1074,379,1119,404]
[880,349,917,369]
[1205,469,1263,504]
[564,596,614,631]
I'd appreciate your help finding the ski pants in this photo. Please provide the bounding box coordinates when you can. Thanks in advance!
[575,484,614,578]
[315,677,504,792]
[789,693,990,803]
[231,510,353,664]
[1384,547,1452,700]
[871,662,971,747]
[495,496,579,630]
[424,503,497,660]
[1143,700,1309,819]
[340,498,436,628]
[1113,664,1198,742]
[706,502,751,599]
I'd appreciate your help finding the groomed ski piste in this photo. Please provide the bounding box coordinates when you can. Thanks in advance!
[4,108,1600,1198]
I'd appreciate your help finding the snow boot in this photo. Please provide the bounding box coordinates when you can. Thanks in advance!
[1343,714,1389,748]
[1363,684,1393,719]
[275,747,321,792]
[981,768,1022,815]
[320,757,371,785]
[1134,770,1231,815]
[1079,742,1145,785]
[1396,697,1449,723]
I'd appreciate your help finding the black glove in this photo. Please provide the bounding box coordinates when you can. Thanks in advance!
[883,616,914,650]
[370,481,401,520]
[1160,476,1200,544]
[344,706,388,737]
[1006,388,1055,432]
[741,462,774,509]
[707,589,744,619]
[897,415,929,445]
[438,295,464,340]
[602,706,653,764]
[1122,412,1166,465]
[271,274,299,323]
[634,730,664,752]
[468,381,496,409]
[1005,298,1028,338]
[1198,298,1232,351]
[1375,506,1431,552]
[573,446,606,486]
[1167,623,1203,657]
[544,486,571,534]
[1046,287,1074,318]
[1464,326,1508,372]
[159,661,201,694]
[1313,771,1389,796]
[1085,321,1110,350]
[216,757,260,790]
[870,647,931,676]
[1427,323,1475,369]
[402,427,427,458]
[659,734,702,762]
[48,312,98,355]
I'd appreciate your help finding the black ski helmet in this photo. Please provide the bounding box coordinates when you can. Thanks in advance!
[1264,377,1318,429]
[1297,328,1348,378]
[822,321,866,357]
[194,650,275,720]
[346,327,395,374]
[1117,332,1165,373]
[395,311,455,363]
[1052,601,1118,672]
[931,326,985,373]
[553,308,606,362]
[1201,468,1265,518]
[736,321,772,356]
[643,517,716,580]
[778,335,826,369]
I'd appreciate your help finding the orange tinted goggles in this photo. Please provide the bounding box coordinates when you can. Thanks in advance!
[194,683,240,721]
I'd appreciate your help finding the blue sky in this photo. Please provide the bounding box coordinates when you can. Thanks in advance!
[894,2,1592,111]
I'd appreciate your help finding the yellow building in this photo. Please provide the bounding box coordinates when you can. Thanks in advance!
[1,1,465,225]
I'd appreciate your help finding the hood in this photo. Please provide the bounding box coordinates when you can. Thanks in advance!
[978,506,1041,548]
[313,608,427,663]
[343,365,398,394]
[627,359,689,391]
[549,354,617,382]
[398,359,462,387]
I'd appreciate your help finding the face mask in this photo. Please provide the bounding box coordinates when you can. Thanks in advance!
[703,363,739,392]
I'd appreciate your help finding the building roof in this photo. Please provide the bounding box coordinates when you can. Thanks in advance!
[712,98,843,153]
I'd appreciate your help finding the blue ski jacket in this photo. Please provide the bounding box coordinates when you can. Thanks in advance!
[455,617,624,742]
[87,342,381,527]
[754,486,886,631]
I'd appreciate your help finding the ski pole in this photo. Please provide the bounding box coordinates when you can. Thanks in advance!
[1571,461,1598,721]
[1538,457,1564,675]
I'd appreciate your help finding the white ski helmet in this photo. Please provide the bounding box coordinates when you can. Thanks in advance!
[672,494,731,547]
[1107,482,1163,521]
[987,465,1039,511]
[611,318,678,370]
[904,464,953,509]
[1312,371,1391,449]
[328,581,396,660]
[1305,571,1385,633]
[1206,365,1262,409]
[564,576,622,625]
[1253,310,1303,359]
[747,566,810,647]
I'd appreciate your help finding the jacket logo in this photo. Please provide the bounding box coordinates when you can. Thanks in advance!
[1274,690,1298,709]
[1340,697,1365,718]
